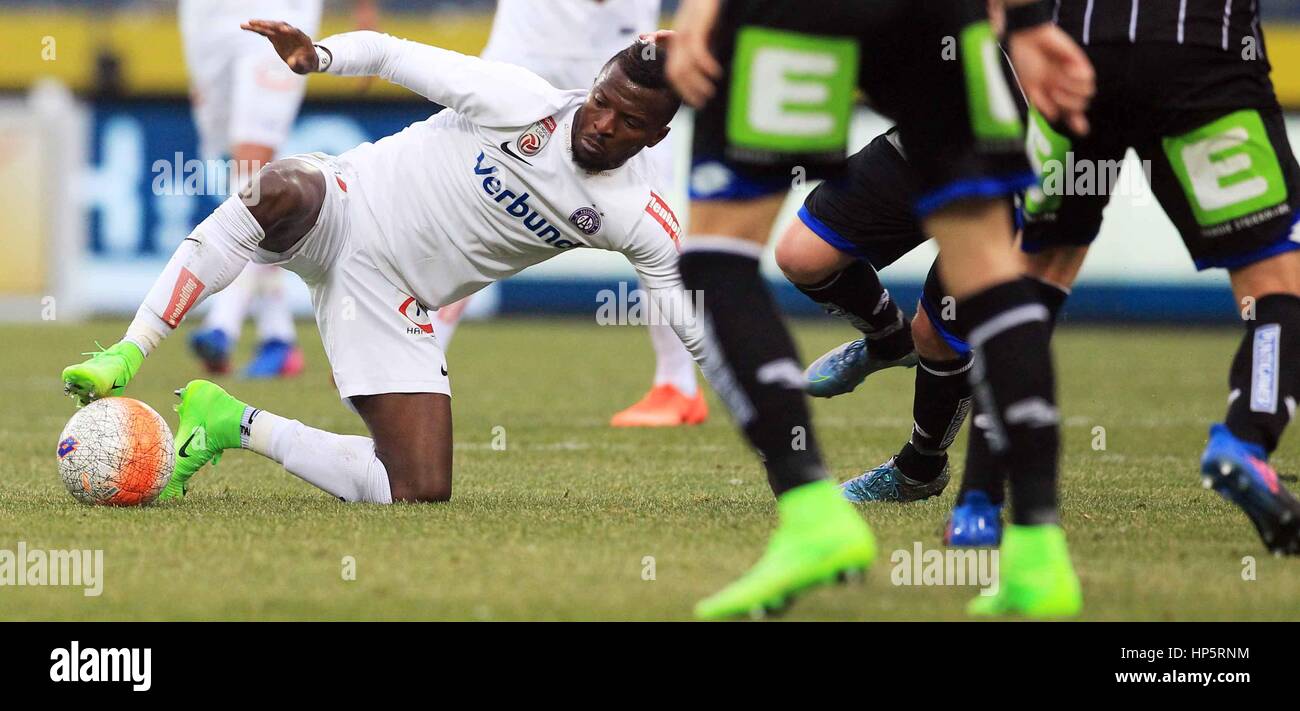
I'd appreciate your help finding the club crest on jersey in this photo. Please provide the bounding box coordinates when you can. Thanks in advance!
[397,296,434,335]
[569,206,602,235]
[517,116,557,157]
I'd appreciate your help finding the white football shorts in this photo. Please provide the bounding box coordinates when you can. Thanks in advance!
[253,152,452,403]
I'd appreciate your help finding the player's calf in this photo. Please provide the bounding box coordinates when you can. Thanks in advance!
[352,392,453,503]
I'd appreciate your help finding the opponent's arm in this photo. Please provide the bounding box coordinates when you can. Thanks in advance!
[997,0,1095,134]
[242,21,567,127]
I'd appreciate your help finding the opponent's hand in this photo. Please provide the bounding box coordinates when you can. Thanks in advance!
[667,0,723,108]
[242,19,319,74]
[639,29,676,47]
[1007,23,1095,135]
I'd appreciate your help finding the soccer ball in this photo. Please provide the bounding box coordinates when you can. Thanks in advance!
[56,397,174,506]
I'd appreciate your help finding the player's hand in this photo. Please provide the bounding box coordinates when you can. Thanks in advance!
[1007,23,1095,135]
[667,0,723,108]
[639,29,676,47]
[242,19,319,74]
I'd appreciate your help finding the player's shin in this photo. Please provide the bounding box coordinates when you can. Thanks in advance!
[898,354,973,482]
[1223,293,1300,452]
[956,277,1069,505]
[243,408,393,504]
[648,321,698,396]
[127,196,266,357]
[682,236,876,617]
[959,278,1080,615]
[678,237,826,495]
[795,260,913,360]
[961,278,1061,526]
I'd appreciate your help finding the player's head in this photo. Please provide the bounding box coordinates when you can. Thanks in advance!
[572,40,681,172]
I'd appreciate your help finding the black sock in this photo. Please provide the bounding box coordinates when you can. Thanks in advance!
[680,245,827,496]
[959,278,1061,526]
[958,277,1069,506]
[795,261,914,361]
[894,354,973,483]
[1224,293,1300,453]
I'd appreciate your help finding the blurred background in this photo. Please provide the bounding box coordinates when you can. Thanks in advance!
[4,0,1300,325]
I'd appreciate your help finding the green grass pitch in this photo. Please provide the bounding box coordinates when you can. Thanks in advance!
[2,318,1297,620]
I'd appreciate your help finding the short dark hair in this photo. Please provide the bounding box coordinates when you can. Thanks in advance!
[602,40,682,124]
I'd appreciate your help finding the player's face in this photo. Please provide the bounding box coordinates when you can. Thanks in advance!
[572,63,672,172]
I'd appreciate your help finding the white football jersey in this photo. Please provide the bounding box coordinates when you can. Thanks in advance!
[316,32,701,362]
[482,0,661,86]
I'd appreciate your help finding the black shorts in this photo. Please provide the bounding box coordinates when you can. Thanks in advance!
[1022,43,1300,270]
[799,129,972,356]
[689,0,1034,217]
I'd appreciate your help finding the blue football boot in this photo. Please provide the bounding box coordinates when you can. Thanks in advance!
[244,339,305,379]
[841,456,949,503]
[945,491,1003,547]
[188,328,232,375]
[1200,423,1300,555]
[805,338,918,398]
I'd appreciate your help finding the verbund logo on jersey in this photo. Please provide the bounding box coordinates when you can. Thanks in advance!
[473,151,579,250]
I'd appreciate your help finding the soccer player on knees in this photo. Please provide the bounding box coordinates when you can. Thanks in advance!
[62,22,708,505]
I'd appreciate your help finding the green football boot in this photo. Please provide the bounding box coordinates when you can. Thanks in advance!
[967,523,1082,619]
[695,480,876,620]
[157,380,247,501]
[61,341,145,405]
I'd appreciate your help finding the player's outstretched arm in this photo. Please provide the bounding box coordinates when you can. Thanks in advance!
[244,21,568,128]
[618,213,714,375]
[242,20,320,73]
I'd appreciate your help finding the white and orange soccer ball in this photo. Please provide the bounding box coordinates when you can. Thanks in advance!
[56,397,174,506]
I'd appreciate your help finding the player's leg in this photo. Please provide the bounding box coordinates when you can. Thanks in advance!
[162,380,448,503]
[612,134,708,427]
[779,132,922,398]
[190,144,278,374]
[160,161,454,500]
[609,319,708,427]
[224,35,311,379]
[244,262,306,379]
[841,262,974,503]
[681,195,875,620]
[678,3,900,618]
[864,4,1080,615]
[1142,99,1300,553]
[62,159,327,404]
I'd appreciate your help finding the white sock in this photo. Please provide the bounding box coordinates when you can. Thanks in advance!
[649,322,698,396]
[126,196,264,356]
[250,265,297,344]
[432,295,472,351]
[200,266,257,341]
[243,407,392,504]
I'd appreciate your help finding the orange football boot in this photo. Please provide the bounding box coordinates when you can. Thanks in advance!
[610,384,708,427]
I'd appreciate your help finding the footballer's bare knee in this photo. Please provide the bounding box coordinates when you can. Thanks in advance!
[374,443,453,503]
[1230,250,1300,303]
[241,160,326,254]
[911,306,958,361]
[775,222,851,285]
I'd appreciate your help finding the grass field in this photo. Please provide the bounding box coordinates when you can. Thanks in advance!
[2,318,1298,621]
